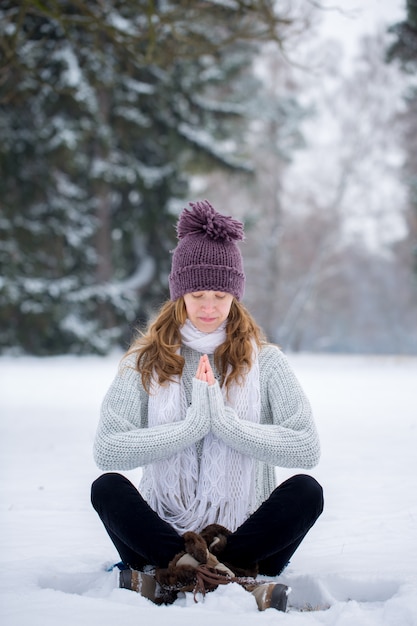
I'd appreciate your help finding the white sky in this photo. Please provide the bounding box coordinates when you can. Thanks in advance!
[319,0,406,60]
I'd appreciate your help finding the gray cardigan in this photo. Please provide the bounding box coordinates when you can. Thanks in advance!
[93,344,320,508]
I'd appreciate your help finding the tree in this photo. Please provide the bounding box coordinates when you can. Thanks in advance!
[200,25,417,354]
[192,42,311,343]
[273,31,416,353]
[0,0,307,354]
[387,0,417,277]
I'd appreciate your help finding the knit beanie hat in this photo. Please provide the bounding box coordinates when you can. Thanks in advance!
[169,200,245,301]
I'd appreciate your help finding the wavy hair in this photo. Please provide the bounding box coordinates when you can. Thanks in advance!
[126,298,266,394]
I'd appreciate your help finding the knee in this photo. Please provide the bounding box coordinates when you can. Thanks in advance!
[91,472,124,510]
[289,474,324,516]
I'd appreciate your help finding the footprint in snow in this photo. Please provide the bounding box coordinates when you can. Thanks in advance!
[280,573,400,612]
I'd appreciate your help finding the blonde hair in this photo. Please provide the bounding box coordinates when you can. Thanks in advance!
[126,297,265,394]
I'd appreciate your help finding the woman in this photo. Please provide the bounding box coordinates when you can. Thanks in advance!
[91,200,323,612]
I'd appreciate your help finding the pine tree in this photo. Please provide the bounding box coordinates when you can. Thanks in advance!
[0,0,298,354]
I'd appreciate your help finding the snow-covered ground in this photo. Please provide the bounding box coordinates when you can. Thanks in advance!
[1,352,416,625]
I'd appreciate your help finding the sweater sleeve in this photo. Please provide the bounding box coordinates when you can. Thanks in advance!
[93,358,210,471]
[209,346,320,469]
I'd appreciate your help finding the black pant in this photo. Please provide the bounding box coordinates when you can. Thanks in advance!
[91,472,323,576]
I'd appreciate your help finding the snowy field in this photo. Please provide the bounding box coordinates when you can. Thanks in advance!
[1,352,416,625]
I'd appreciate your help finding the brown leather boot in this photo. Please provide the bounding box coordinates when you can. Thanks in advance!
[248,582,290,612]
[119,568,178,605]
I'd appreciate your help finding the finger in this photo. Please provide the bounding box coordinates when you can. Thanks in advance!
[196,356,206,380]
[202,356,215,385]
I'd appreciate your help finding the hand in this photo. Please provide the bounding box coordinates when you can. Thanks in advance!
[196,354,216,386]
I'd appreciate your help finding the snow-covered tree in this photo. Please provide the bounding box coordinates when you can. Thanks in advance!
[0,0,306,354]
[272,30,417,353]
[387,0,417,278]
[199,22,417,354]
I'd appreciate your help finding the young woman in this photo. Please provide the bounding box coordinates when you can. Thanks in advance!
[91,200,323,612]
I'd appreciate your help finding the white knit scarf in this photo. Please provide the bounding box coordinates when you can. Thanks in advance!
[139,319,261,534]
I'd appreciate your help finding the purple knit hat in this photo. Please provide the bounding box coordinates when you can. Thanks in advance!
[169,200,245,301]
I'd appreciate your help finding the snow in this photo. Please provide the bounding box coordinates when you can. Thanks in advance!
[1,352,417,625]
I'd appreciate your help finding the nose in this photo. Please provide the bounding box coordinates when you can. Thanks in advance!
[201,295,215,310]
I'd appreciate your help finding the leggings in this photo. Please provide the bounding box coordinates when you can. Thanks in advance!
[91,472,323,576]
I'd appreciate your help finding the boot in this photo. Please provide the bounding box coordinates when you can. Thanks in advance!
[248,582,290,612]
[119,568,178,605]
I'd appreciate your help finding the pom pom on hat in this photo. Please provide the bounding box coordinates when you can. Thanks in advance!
[177,200,245,243]
[169,200,246,301]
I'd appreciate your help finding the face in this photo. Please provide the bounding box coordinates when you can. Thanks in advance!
[183,291,234,333]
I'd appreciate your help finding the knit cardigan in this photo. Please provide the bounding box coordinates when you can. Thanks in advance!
[93,344,320,509]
